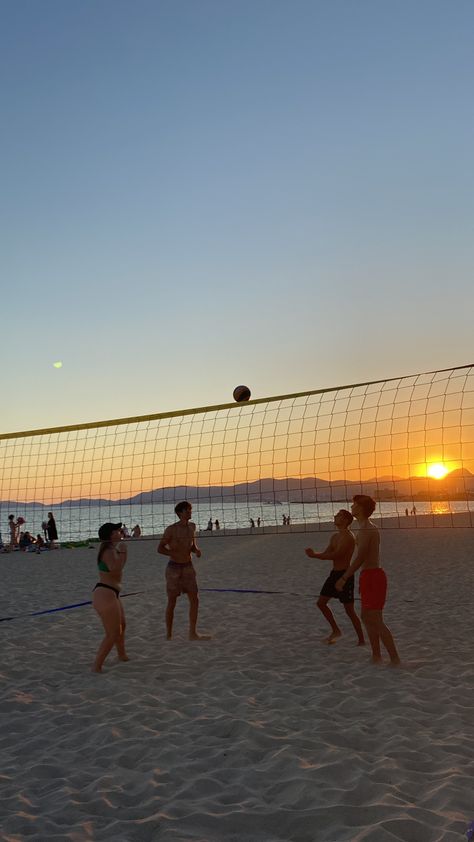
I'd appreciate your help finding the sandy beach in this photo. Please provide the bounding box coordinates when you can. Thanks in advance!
[1,527,473,841]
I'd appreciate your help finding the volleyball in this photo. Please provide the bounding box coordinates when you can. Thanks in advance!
[233,385,251,402]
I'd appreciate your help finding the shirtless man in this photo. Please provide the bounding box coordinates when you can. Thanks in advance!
[305,509,365,645]
[158,501,210,641]
[335,495,400,666]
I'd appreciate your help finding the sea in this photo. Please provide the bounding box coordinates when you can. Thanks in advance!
[2,500,473,543]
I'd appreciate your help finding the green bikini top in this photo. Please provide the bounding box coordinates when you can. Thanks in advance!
[98,558,110,572]
[97,545,111,573]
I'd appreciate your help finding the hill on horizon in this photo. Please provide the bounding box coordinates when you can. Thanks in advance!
[2,468,473,507]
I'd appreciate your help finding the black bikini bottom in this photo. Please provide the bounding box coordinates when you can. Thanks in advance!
[93,582,120,598]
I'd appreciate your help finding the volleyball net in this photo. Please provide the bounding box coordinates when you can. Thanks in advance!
[1,364,473,543]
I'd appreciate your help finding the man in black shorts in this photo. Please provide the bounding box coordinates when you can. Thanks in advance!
[305,509,365,645]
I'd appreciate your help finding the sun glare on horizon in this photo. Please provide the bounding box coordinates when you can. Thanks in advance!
[427,462,449,480]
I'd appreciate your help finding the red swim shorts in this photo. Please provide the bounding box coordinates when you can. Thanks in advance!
[359,568,387,611]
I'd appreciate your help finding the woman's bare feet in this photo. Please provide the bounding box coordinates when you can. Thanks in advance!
[189,632,212,640]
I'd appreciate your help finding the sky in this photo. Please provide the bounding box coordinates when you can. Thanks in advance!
[2,0,473,435]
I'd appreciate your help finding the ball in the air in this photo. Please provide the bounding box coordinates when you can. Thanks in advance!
[233,385,251,402]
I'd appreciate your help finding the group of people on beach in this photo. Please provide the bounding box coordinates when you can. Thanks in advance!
[2,512,58,553]
[92,493,400,673]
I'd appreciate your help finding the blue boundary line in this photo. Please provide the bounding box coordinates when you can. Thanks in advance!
[0,587,324,624]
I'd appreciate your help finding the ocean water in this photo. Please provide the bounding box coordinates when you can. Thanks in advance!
[2,499,473,543]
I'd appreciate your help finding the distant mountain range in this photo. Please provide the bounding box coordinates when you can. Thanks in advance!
[2,469,474,507]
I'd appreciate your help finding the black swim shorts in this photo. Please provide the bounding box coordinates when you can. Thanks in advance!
[320,569,354,604]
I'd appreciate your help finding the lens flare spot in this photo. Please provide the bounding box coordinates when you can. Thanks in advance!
[53,361,63,369]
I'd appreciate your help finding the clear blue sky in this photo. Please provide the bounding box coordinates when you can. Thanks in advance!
[2,0,473,433]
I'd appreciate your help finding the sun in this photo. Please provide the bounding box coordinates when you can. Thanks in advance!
[427,463,449,480]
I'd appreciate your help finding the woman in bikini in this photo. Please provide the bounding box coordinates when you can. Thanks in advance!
[92,522,130,672]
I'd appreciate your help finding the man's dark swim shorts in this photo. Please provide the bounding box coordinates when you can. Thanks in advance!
[320,569,354,604]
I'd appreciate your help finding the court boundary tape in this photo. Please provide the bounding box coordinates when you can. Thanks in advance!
[0,587,333,624]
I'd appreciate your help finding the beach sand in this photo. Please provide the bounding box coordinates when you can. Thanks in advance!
[1,527,473,841]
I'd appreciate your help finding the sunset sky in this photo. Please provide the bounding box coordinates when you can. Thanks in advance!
[2,1,473,437]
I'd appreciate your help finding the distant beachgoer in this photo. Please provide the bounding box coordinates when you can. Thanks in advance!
[206,519,213,531]
[8,515,18,550]
[250,518,255,528]
[257,517,261,527]
[121,524,130,539]
[35,534,48,553]
[335,495,400,666]
[405,508,409,517]
[47,512,58,548]
[132,524,141,538]
[412,505,417,516]
[282,515,287,525]
[215,519,220,530]
[287,516,291,525]
[19,531,35,550]
[92,522,129,673]
[41,520,48,541]
[305,509,365,646]
[157,501,210,641]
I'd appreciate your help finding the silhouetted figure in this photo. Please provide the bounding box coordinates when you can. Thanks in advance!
[47,512,58,548]
[215,519,220,530]
[305,509,364,645]
[250,518,255,528]
[405,508,409,517]
[335,495,400,666]
[132,524,141,538]
[36,534,48,553]
[206,519,213,531]
[257,517,261,527]
[8,515,18,550]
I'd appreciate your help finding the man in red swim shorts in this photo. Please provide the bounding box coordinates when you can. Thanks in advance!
[336,495,400,666]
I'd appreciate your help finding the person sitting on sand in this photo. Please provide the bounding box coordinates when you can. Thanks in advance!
[35,534,48,552]
[19,531,35,551]
[92,522,130,673]
[157,501,210,641]
[335,495,401,666]
[305,509,365,646]
[132,524,141,538]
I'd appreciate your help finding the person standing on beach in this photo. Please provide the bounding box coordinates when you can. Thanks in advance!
[8,515,18,550]
[335,495,401,666]
[305,509,365,645]
[46,511,58,548]
[92,522,129,672]
[158,501,210,641]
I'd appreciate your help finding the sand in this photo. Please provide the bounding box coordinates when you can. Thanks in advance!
[1,527,473,841]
